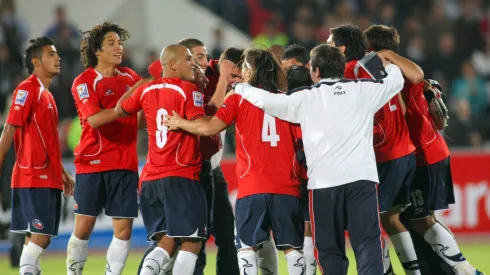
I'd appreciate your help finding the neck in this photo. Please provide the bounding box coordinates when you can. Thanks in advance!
[33,71,53,88]
[162,68,178,79]
[94,62,117,77]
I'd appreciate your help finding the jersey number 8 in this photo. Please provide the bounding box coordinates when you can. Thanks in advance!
[262,113,280,147]
[156,108,168,148]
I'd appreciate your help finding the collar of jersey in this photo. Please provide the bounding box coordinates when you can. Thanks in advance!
[319,78,341,83]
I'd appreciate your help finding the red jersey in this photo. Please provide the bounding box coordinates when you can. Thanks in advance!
[345,60,415,163]
[71,67,141,174]
[401,81,450,166]
[6,75,62,190]
[216,93,300,199]
[148,60,220,161]
[122,77,205,184]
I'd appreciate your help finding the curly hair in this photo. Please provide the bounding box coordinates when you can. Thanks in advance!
[243,46,287,92]
[80,22,130,68]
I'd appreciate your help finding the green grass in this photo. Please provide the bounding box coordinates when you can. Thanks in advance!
[2,244,489,274]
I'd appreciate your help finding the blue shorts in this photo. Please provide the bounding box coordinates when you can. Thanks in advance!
[139,177,208,241]
[74,170,138,218]
[377,153,416,213]
[405,157,455,219]
[11,188,62,236]
[235,194,304,250]
[300,182,310,222]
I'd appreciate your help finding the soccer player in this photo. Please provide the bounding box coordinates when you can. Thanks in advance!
[0,37,75,275]
[116,44,207,275]
[164,47,306,275]
[227,44,405,275]
[178,38,209,70]
[269,44,285,62]
[281,44,311,70]
[365,24,485,275]
[66,22,143,275]
[327,24,421,275]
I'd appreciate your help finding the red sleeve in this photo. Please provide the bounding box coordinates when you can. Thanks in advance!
[72,77,102,119]
[126,67,142,83]
[357,67,372,79]
[183,82,205,120]
[215,94,239,125]
[6,86,36,127]
[121,85,144,115]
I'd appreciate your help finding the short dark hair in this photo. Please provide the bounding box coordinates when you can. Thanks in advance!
[287,65,313,91]
[243,46,287,92]
[178,38,205,52]
[364,25,400,52]
[80,22,130,68]
[218,47,244,68]
[310,44,345,79]
[330,24,367,62]
[282,44,310,65]
[24,36,55,74]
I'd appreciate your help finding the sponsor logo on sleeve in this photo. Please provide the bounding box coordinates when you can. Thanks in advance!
[77,83,89,100]
[193,91,203,107]
[15,90,28,106]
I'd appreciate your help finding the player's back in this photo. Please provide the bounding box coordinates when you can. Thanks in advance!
[225,94,299,199]
[139,77,203,181]
[401,81,449,166]
[345,60,415,163]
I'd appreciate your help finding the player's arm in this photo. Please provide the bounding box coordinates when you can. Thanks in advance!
[207,60,236,114]
[365,63,405,112]
[165,113,228,136]
[0,124,18,176]
[115,79,150,117]
[234,83,304,123]
[397,93,406,115]
[137,111,146,129]
[378,50,424,84]
[61,165,74,196]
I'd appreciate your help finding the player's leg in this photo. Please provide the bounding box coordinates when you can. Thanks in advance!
[11,187,62,275]
[408,158,484,275]
[256,236,279,274]
[309,187,348,275]
[269,194,306,275]
[194,160,213,275]
[301,182,317,275]
[211,166,240,275]
[164,177,208,275]
[345,180,384,275]
[235,194,272,275]
[377,155,421,275]
[139,179,175,275]
[104,170,138,275]
[67,173,104,274]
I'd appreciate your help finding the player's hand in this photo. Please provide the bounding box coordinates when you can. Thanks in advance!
[376,50,393,67]
[219,60,237,77]
[62,171,75,196]
[164,110,183,131]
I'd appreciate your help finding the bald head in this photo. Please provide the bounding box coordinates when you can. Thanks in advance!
[160,44,196,81]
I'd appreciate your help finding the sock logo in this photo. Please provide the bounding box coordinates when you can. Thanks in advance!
[32,219,44,230]
[431,243,466,262]
[241,258,253,275]
[69,261,85,274]
[293,257,305,275]
[105,263,111,274]
[259,266,275,275]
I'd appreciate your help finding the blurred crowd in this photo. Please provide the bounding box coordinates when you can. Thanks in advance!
[0,0,489,158]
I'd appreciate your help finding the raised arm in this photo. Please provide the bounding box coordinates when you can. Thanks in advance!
[234,84,304,123]
[365,64,405,112]
[378,50,424,84]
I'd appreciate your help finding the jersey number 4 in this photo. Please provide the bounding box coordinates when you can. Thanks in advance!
[156,108,168,148]
[262,113,280,147]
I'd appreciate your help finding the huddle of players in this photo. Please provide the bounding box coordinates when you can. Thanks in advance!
[0,19,484,275]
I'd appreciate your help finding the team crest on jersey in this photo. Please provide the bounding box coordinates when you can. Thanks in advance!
[76,83,89,100]
[193,91,203,107]
[104,90,114,96]
[32,219,44,230]
[73,201,79,210]
[15,90,28,106]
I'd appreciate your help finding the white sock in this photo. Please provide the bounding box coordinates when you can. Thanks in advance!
[67,233,89,275]
[20,242,44,275]
[237,250,258,275]
[256,238,278,274]
[303,237,316,275]
[390,232,421,275]
[424,223,473,273]
[172,250,198,275]
[285,250,306,275]
[140,247,171,275]
[106,236,130,274]
[382,236,394,275]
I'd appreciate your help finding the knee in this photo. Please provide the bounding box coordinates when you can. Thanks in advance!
[29,234,51,249]
[113,220,133,240]
[410,216,436,236]
[380,212,404,236]
[180,238,203,255]
[74,216,97,240]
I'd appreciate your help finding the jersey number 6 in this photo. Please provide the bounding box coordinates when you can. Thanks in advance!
[262,113,280,147]
[156,108,168,148]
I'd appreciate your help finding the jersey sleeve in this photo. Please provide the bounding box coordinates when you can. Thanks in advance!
[183,83,205,120]
[6,86,36,127]
[72,76,102,119]
[215,94,240,125]
[125,67,143,83]
[362,64,404,112]
[121,85,145,115]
